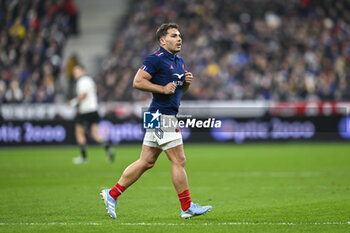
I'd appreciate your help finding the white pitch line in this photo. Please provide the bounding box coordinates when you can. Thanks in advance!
[0,222,349,226]
[119,222,350,226]
[0,223,103,226]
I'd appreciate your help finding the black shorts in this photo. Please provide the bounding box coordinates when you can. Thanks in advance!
[76,111,100,128]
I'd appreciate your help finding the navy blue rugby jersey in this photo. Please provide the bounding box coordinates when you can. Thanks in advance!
[140,46,186,115]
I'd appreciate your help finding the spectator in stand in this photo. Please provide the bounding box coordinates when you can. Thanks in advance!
[42,62,55,102]
[0,80,6,104]
[5,80,23,103]
[8,17,26,39]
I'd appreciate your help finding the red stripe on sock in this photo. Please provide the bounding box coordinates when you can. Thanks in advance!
[109,183,126,200]
[178,190,192,211]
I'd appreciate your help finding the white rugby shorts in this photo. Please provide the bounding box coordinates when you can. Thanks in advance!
[143,115,183,150]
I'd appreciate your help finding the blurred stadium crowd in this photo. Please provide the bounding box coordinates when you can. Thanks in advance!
[0,0,78,103]
[1,0,350,104]
[97,0,350,102]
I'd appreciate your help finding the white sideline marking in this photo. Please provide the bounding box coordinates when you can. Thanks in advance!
[0,222,349,226]
[0,223,103,226]
[119,222,350,226]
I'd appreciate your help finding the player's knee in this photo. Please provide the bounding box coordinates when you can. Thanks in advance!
[76,136,86,145]
[92,133,102,143]
[146,161,156,169]
[181,156,187,167]
[174,155,186,167]
[142,160,156,170]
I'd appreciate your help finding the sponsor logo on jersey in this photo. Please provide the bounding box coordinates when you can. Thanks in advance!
[173,73,184,79]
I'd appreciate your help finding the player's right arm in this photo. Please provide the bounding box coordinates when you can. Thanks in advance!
[133,69,176,95]
[68,92,87,107]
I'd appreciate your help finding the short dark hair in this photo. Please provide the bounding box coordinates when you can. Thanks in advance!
[156,23,179,43]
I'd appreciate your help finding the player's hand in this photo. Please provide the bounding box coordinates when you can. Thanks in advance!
[68,98,78,107]
[163,82,177,94]
[185,71,193,85]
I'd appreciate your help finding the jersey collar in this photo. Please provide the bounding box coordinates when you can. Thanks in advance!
[159,46,178,61]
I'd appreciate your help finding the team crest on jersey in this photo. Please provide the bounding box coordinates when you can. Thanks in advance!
[170,65,174,69]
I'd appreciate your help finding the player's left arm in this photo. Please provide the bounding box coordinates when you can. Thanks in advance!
[183,70,193,93]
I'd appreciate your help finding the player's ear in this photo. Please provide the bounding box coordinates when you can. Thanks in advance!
[159,37,166,45]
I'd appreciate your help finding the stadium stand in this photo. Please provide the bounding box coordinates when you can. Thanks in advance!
[1,0,350,104]
[0,0,79,103]
[95,0,350,102]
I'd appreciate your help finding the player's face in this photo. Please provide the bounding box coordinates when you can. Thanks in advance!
[162,28,182,55]
[73,66,85,79]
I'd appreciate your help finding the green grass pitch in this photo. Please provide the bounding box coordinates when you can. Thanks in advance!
[0,143,349,233]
